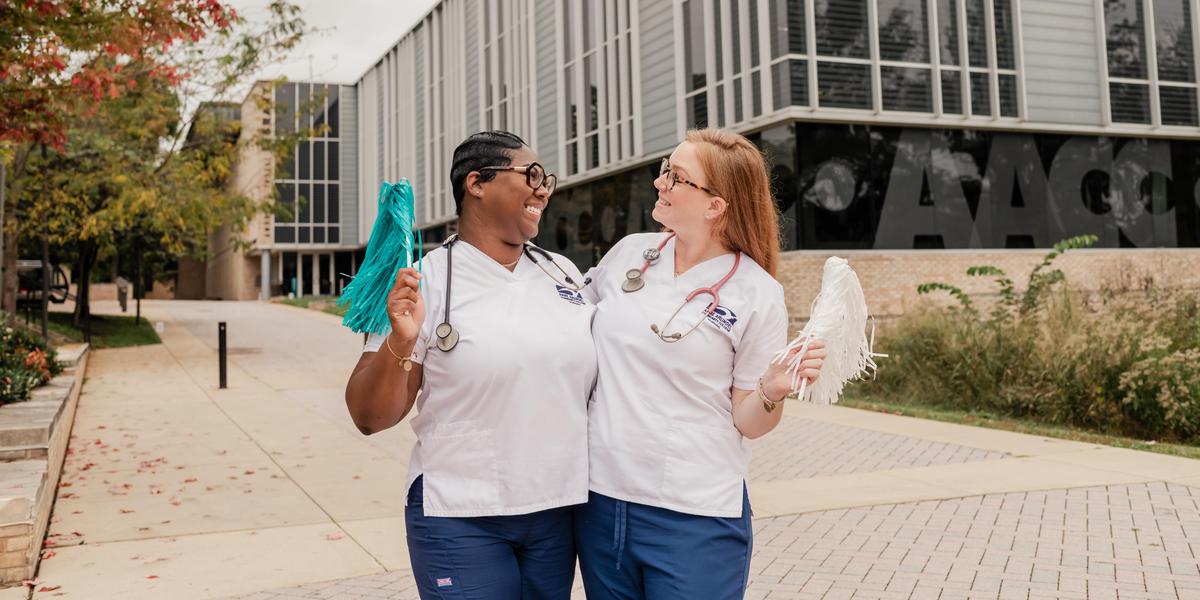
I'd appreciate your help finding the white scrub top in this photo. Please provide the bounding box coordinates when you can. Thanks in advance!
[364,239,596,517]
[583,232,788,518]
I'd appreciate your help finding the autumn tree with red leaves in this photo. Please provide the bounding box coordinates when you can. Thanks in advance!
[0,0,306,317]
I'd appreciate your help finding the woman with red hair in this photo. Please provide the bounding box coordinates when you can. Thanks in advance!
[576,129,826,599]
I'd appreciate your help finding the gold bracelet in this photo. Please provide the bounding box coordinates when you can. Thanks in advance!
[384,334,416,372]
[757,377,785,413]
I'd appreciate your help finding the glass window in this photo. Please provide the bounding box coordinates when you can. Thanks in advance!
[299,142,310,180]
[993,0,1015,69]
[1160,85,1198,125]
[1106,0,1148,79]
[1154,0,1195,82]
[937,0,959,65]
[688,93,709,128]
[877,0,929,63]
[772,60,809,108]
[328,185,340,223]
[314,184,325,223]
[274,226,295,243]
[713,0,724,80]
[327,97,339,138]
[684,0,706,92]
[313,226,326,243]
[299,183,311,222]
[970,72,991,116]
[1111,82,1152,123]
[750,0,761,67]
[328,143,339,180]
[752,69,763,115]
[313,141,325,180]
[274,83,294,134]
[966,0,988,67]
[816,0,869,58]
[298,226,310,243]
[999,74,1018,117]
[731,0,741,73]
[770,0,806,59]
[818,62,871,108]
[941,70,963,113]
[328,227,340,244]
[881,67,932,112]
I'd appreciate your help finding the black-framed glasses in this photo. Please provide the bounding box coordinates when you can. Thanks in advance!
[480,162,558,197]
[659,158,718,196]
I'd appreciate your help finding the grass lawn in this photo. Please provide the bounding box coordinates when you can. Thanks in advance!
[47,311,161,349]
[277,296,348,317]
[840,393,1200,461]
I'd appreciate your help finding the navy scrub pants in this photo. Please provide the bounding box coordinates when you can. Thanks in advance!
[404,476,576,599]
[574,489,753,600]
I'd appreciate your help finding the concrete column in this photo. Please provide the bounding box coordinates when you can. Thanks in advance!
[326,252,334,295]
[313,251,322,297]
[260,250,271,301]
[297,253,304,298]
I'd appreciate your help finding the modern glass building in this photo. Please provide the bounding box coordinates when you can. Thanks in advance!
[219,0,1200,300]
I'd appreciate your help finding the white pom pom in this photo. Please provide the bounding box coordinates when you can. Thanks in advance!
[772,257,884,405]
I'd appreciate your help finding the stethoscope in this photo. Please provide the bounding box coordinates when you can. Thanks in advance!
[622,233,742,343]
[434,234,590,352]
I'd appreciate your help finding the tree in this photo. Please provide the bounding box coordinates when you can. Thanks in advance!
[2,0,306,315]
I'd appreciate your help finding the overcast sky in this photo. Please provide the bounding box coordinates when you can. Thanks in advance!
[228,0,441,85]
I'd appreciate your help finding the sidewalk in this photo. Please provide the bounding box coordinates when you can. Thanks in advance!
[27,300,1200,599]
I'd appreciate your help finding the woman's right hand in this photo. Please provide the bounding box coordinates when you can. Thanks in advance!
[387,267,424,343]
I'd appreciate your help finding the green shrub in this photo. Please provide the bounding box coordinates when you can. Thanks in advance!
[0,318,63,404]
[865,237,1200,444]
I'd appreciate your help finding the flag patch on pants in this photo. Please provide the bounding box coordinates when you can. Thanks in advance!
[435,577,453,588]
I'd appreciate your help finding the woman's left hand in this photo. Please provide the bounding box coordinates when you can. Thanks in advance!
[762,338,827,399]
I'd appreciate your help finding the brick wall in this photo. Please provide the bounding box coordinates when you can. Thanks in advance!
[776,249,1200,327]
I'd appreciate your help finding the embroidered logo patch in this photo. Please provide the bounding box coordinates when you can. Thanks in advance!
[436,577,454,588]
[703,305,738,332]
[555,284,586,305]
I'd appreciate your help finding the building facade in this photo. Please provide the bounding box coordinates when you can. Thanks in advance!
[217,0,1200,307]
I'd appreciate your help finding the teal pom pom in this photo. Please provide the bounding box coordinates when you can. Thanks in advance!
[336,179,417,335]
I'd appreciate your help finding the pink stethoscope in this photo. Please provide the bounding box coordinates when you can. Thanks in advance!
[621,233,742,343]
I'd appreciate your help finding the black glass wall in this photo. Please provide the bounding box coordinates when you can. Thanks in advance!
[545,122,1200,269]
[273,82,342,245]
[759,122,1200,250]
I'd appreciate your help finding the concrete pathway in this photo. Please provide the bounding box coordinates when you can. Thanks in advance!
[25,300,1200,599]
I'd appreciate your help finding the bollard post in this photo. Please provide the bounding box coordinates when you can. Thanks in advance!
[218,321,227,389]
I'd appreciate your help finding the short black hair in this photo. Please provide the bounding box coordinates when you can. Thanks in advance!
[450,130,527,215]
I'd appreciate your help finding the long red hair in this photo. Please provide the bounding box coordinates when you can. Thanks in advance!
[686,128,782,276]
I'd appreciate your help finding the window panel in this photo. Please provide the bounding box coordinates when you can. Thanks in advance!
[684,0,707,91]
[313,227,326,243]
[1160,85,1198,125]
[1155,0,1195,82]
[734,76,744,122]
[966,0,987,67]
[714,0,724,80]
[1106,0,1148,78]
[274,226,295,243]
[298,227,310,244]
[277,183,295,222]
[941,70,963,113]
[999,73,1018,117]
[877,0,929,63]
[274,83,294,134]
[314,184,325,223]
[299,183,312,221]
[770,0,806,58]
[328,184,340,223]
[970,71,991,115]
[937,0,959,65]
[567,142,579,175]
[716,84,727,127]
[818,62,872,108]
[586,55,599,132]
[772,59,809,108]
[328,143,339,180]
[687,93,709,128]
[588,134,600,169]
[327,98,339,138]
[328,227,340,244]
[752,69,763,115]
[881,67,932,112]
[1110,82,1152,123]
[993,0,1015,69]
[299,142,310,180]
[298,83,311,129]
[563,0,573,62]
[815,0,869,58]
[731,0,741,74]
[750,0,761,67]
[313,141,325,180]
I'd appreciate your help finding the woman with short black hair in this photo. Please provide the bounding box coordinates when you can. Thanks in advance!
[346,130,595,599]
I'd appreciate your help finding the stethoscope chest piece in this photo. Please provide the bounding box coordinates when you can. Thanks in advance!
[435,322,459,352]
[622,268,645,293]
[642,248,661,263]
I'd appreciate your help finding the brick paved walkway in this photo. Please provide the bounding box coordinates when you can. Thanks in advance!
[233,481,1200,600]
[748,418,1010,482]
